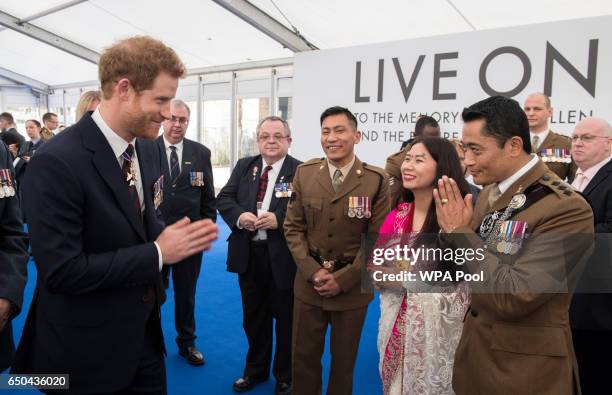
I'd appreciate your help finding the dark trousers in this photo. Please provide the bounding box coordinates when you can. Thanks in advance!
[162,252,203,351]
[572,329,612,395]
[238,241,293,383]
[292,299,368,395]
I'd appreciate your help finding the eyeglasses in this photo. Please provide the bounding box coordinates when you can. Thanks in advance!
[571,134,609,143]
[170,116,189,125]
[257,134,288,142]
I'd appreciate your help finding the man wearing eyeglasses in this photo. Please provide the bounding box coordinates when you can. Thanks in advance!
[523,92,576,180]
[569,117,612,394]
[218,116,301,395]
[157,99,216,366]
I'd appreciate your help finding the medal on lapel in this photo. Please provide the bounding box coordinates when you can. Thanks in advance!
[356,197,364,219]
[252,166,258,181]
[496,220,527,255]
[0,169,15,197]
[126,162,137,187]
[153,175,164,210]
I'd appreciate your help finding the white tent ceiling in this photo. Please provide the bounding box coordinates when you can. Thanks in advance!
[0,0,611,87]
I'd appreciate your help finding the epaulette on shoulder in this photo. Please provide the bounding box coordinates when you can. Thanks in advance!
[538,172,575,198]
[300,157,325,167]
[361,162,386,177]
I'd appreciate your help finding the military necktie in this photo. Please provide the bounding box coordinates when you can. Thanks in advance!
[488,184,502,207]
[332,169,343,192]
[531,135,540,152]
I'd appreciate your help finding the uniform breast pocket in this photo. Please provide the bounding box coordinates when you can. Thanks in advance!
[304,197,323,230]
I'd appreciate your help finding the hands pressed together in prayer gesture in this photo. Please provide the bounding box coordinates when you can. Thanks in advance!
[433,176,473,233]
[311,268,341,298]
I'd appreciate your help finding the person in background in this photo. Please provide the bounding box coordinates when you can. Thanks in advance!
[0,112,25,159]
[157,99,216,367]
[217,116,300,395]
[569,117,612,395]
[75,90,102,122]
[14,120,44,222]
[41,112,59,136]
[0,141,28,373]
[523,92,576,180]
[400,115,441,150]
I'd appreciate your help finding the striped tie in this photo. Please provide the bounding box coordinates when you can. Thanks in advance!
[256,166,273,203]
[169,146,180,187]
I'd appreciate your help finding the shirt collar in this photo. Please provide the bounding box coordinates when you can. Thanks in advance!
[263,155,286,174]
[328,155,356,179]
[92,107,135,160]
[31,138,40,144]
[497,154,539,195]
[530,129,550,148]
[163,135,183,152]
[577,156,612,181]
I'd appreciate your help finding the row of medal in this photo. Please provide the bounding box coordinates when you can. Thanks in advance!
[348,196,372,218]
[189,171,205,187]
[153,175,164,210]
[496,220,527,255]
[0,169,16,198]
[540,148,572,163]
[274,182,293,198]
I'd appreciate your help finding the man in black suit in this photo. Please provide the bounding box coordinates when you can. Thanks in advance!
[0,112,25,159]
[157,99,216,366]
[0,142,28,372]
[11,36,218,395]
[218,116,301,395]
[14,119,44,222]
[569,117,612,394]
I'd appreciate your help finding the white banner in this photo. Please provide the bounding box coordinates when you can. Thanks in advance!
[292,16,612,167]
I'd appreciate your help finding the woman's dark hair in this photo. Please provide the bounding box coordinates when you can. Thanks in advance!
[398,137,470,235]
[26,119,42,128]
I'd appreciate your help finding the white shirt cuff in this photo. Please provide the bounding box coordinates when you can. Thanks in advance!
[154,241,163,271]
[236,217,243,229]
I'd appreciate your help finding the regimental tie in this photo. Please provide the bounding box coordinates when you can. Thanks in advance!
[256,165,273,203]
[121,143,141,217]
[169,146,180,187]
[531,135,540,152]
[488,184,502,207]
[332,169,343,192]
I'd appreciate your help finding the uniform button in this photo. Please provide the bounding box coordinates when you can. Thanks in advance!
[329,217,334,221]
[542,175,551,181]
[328,234,332,238]
[470,308,479,317]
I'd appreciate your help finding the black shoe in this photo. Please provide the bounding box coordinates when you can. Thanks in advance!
[232,376,267,393]
[179,346,205,366]
[275,381,292,395]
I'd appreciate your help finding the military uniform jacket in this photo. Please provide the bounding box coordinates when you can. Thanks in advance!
[385,146,408,207]
[443,160,593,395]
[284,157,389,311]
[534,130,577,181]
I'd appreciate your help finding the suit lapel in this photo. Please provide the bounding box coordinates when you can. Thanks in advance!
[180,140,195,185]
[248,157,263,211]
[537,131,555,152]
[582,160,612,197]
[269,156,294,212]
[156,137,172,192]
[85,120,146,241]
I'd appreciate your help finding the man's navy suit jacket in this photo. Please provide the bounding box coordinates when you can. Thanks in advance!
[11,113,167,394]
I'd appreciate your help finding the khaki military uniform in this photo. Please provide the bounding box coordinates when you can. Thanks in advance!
[385,145,409,207]
[284,156,389,395]
[444,160,593,395]
[533,130,577,181]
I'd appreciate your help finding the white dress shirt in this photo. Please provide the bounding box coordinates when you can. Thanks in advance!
[497,154,540,195]
[92,108,164,270]
[162,135,183,175]
[254,156,286,240]
[327,155,356,184]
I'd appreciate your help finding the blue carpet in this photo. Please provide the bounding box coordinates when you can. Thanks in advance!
[9,218,383,394]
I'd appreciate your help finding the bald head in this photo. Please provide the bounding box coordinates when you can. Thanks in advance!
[571,117,612,171]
